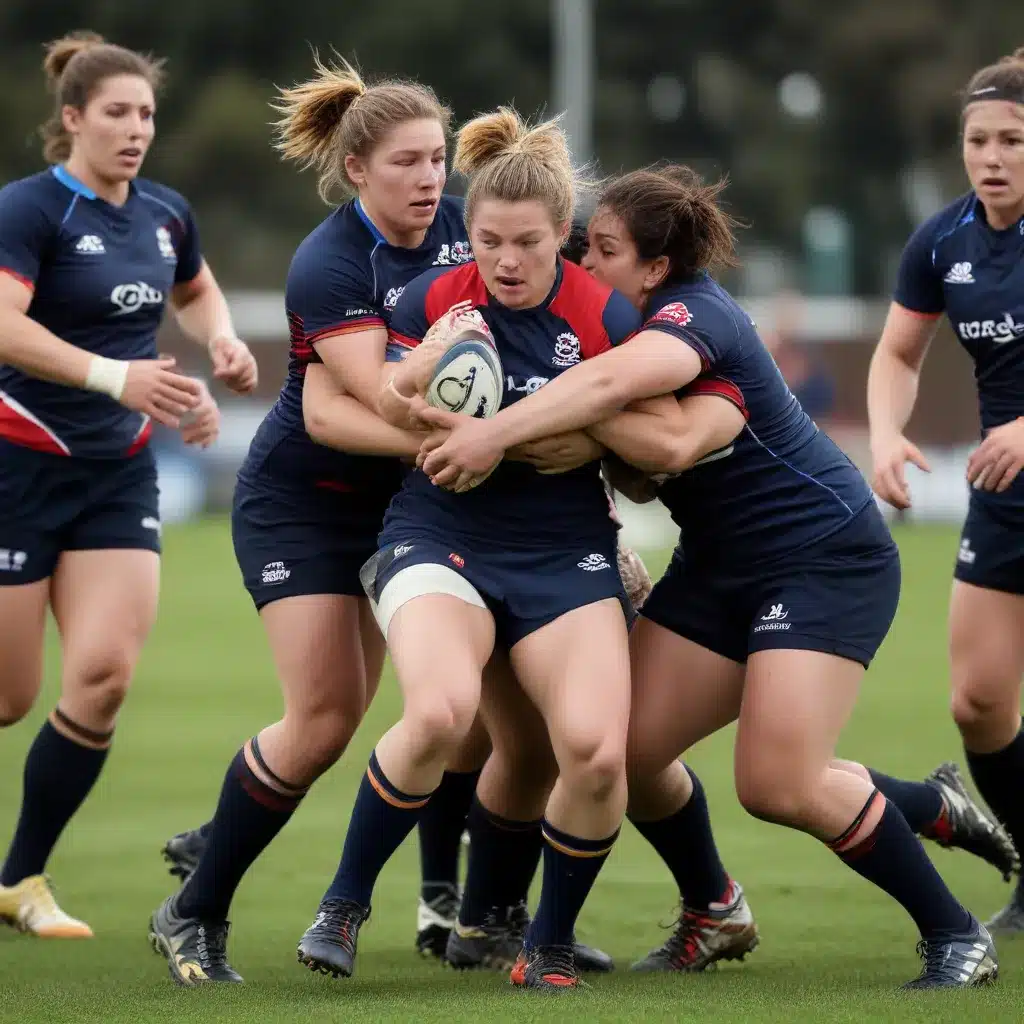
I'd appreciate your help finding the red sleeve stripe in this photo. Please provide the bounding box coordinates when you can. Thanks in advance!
[686,376,748,419]
[388,332,420,350]
[0,267,34,292]
[307,317,385,344]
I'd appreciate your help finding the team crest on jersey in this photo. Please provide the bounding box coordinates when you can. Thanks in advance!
[74,234,105,255]
[432,241,473,266]
[943,262,974,285]
[650,302,693,327]
[156,226,177,263]
[552,332,581,368]
[384,287,405,311]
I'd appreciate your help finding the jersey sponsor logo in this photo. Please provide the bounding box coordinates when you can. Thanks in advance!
[944,262,974,284]
[449,552,465,568]
[650,301,693,328]
[156,226,177,263]
[552,332,581,368]
[0,549,27,572]
[384,287,405,311]
[345,307,376,318]
[506,374,549,394]
[141,516,162,535]
[74,234,105,255]
[393,543,414,558]
[432,241,473,266]
[956,312,1024,343]
[261,560,291,585]
[110,281,164,316]
[577,553,611,572]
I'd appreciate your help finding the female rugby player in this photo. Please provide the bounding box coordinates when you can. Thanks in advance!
[149,56,483,985]
[421,164,1000,990]
[0,31,253,940]
[869,47,1024,934]
[292,107,704,993]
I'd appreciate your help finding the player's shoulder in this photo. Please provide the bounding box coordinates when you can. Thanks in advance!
[645,275,740,333]
[133,177,194,228]
[416,262,486,320]
[548,260,639,349]
[0,169,66,219]
[290,203,373,280]
[906,193,978,257]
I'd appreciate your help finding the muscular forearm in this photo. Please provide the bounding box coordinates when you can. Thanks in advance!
[0,308,93,389]
[867,346,920,443]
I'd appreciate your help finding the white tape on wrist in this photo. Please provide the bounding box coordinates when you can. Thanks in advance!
[85,356,130,400]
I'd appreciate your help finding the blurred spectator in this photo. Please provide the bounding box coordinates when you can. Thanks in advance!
[761,289,837,424]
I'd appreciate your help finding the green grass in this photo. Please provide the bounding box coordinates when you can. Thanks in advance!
[1,519,1022,1022]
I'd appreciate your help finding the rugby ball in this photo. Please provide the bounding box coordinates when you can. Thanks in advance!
[425,329,503,419]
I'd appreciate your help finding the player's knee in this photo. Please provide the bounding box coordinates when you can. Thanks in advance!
[735,768,811,828]
[625,740,670,794]
[405,693,478,760]
[490,736,558,795]
[68,650,134,718]
[0,688,36,727]
[292,706,364,774]
[559,732,626,804]
[950,674,1018,736]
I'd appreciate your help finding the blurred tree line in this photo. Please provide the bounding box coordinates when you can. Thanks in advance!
[1,0,1022,293]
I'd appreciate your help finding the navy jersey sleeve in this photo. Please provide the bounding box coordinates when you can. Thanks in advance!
[601,289,642,348]
[0,181,54,290]
[285,240,384,366]
[643,298,724,371]
[173,204,203,284]
[892,217,945,316]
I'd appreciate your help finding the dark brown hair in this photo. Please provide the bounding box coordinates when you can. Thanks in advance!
[272,53,451,204]
[40,31,165,163]
[597,163,741,283]
[962,47,1024,111]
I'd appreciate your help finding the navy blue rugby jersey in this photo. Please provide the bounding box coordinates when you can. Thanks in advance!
[382,258,641,549]
[894,194,1024,508]
[0,166,202,458]
[241,195,471,498]
[645,275,874,568]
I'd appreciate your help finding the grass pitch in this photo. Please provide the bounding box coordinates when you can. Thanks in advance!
[1,519,1021,1023]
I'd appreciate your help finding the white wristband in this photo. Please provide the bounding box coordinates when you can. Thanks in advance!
[85,356,130,401]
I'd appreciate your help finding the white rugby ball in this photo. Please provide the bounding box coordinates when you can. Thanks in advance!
[425,329,503,419]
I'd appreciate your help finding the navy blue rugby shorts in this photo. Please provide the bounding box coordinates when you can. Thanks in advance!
[953,491,1024,596]
[640,501,901,668]
[232,476,391,610]
[0,438,160,585]
[364,530,630,649]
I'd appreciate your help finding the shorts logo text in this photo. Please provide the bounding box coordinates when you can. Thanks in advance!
[0,549,27,572]
[261,561,291,585]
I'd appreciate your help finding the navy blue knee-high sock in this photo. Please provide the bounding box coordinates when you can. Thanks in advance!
[324,751,433,908]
